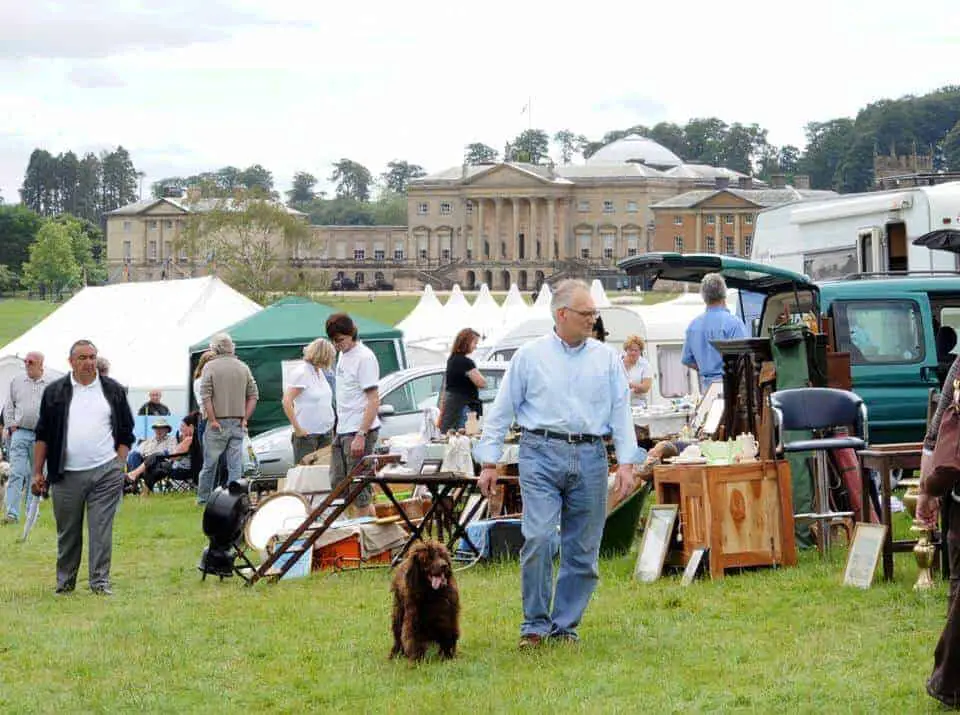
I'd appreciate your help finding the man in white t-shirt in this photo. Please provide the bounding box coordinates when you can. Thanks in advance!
[326,313,380,518]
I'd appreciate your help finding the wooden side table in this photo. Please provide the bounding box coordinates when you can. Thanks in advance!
[856,443,925,581]
[653,460,796,579]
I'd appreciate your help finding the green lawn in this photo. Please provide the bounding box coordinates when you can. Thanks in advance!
[0,298,58,345]
[0,492,948,713]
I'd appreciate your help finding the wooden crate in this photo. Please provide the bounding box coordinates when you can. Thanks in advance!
[653,460,797,579]
[313,533,392,571]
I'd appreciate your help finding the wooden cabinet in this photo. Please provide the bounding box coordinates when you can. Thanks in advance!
[653,460,797,579]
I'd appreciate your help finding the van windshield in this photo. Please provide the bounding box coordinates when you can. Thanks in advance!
[833,300,924,364]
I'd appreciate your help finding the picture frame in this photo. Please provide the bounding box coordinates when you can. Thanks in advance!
[634,505,679,583]
[842,522,887,589]
[681,547,708,586]
[691,381,724,436]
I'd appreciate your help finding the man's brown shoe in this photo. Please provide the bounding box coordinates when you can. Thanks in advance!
[518,634,543,650]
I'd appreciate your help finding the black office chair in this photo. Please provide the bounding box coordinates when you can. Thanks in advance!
[769,388,869,555]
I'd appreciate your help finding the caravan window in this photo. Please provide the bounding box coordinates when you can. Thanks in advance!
[657,344,694,398]
[833,300,924,365]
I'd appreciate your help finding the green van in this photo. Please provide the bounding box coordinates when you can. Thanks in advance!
[620,253,960,444]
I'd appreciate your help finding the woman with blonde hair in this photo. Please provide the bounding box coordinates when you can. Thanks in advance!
[622,335,653,407]
[283,337,337,465]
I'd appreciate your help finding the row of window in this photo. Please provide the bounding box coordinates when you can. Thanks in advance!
[122,240,188,262]
[671,235,753,255]
[416,199,645,216]
[673,214,754,226]
[121,220,176,232]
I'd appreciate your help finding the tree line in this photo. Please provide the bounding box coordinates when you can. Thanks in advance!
[19,146,140,223]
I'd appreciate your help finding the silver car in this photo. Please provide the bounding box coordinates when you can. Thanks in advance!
[251,362,508,477]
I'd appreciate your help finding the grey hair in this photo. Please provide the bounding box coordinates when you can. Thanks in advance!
[69,339,97,357]
[209,332,235,355]
[700,273,728,304]
[550,278,590,315]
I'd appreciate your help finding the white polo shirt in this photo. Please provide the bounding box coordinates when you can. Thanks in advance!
[334,341,381,435]
[65,374,117,471]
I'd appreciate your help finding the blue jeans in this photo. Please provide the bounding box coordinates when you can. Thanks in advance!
[196,418,244,504]
[5,428,36,521]
[517,431,608,640]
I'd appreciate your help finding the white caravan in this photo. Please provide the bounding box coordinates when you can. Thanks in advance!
[751,182,960,280]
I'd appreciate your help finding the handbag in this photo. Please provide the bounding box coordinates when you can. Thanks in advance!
[930,379,960,497]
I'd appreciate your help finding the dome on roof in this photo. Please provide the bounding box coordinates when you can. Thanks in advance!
[585,135,683,169]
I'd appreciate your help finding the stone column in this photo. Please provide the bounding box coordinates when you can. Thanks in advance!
[734,213,742,256]
[512,197,521,260]
[547,198,556,261]
[529,197,539,259]
[460,199,469,260]
[477,199,485,258]
[695,212,702,253]
[494,198,503,258]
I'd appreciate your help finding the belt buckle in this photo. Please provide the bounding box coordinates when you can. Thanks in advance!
[567,432,579,444]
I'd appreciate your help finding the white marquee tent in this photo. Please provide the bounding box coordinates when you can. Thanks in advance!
[590,279,612,308]
[394,284,444,343]
[499,284,530,331]
[468,284,502,339]
[0,276,261,415]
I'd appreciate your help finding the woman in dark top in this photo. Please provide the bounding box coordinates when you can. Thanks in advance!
[438,328,487,433]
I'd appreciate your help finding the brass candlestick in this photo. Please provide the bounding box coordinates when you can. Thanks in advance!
[900,478,936,591]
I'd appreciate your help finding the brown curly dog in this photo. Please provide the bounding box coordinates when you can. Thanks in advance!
[389,540,460,661]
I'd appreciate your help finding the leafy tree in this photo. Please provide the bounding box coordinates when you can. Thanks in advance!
[329,159,373,202]
[238,164,274,196]
[20,149,58,215]
[179,190,314,303]
[945,120,960,171]
[0,265,17,295]
[372,191,407,225]
[721,123,769,175]
[53,214,107,284]
[100,146,138,213]
[464,143,498,165]
[21,221,81,297]
[508,129,551,164]
[76,153,102,223]
[305,197,376,226]
[647,122,687,159]
[799,118,856,190]
[57,151,81,215]
[0,204,44,271]
[286,171,317,206]
[553,130,588,164]
[381,160,426,194]
[778,145,801,174]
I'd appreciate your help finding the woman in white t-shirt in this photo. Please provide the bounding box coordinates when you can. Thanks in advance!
[622,334,653,408]
[282,338,337,465]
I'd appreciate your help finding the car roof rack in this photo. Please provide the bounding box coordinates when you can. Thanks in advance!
[842,270,960,281]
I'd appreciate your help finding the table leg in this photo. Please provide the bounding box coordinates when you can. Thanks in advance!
[390,485,448,567]
[881,458,894,581]
[860,462,870,526]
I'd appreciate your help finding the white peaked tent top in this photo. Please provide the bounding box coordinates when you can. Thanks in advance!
[437,284,474,341]
[0,277,261,412]
[469,284,503,338]
[395,284,444,341]
[500,283,530,331]
[529,282,553,319]
[590,279,612,308]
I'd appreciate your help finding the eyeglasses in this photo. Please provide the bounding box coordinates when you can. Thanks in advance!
[564,307,600,319]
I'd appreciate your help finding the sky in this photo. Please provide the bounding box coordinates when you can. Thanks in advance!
[1,0,959,204]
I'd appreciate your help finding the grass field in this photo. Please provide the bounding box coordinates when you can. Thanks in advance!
[0,492,949,713]
[0,299,59,346]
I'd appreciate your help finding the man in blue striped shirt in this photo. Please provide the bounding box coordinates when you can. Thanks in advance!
[681,273,748,391]
[476,279,639,649]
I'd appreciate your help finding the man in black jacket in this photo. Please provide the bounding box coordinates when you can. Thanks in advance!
[33,340,135,595]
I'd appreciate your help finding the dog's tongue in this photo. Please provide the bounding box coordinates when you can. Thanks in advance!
[429,575,446,590]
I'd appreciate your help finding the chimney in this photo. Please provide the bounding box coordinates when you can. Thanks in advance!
[770,174,787,189]
[737,176,754,190]
[714,176,730,189]
[793,174,810,190]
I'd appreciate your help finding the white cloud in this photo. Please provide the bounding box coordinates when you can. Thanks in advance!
[1,0,959,202]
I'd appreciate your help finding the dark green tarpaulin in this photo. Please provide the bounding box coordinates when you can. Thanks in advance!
[189,297,407,435]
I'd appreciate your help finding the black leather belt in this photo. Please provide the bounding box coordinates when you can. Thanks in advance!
[523,428,606,444]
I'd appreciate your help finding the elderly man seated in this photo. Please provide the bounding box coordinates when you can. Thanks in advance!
[126,414,199,494]
[127,418,178,472]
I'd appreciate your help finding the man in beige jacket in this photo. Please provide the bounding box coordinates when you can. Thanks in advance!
[196,332,258,505]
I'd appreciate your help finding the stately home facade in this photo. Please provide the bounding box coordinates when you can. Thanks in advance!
[105,136,763,290]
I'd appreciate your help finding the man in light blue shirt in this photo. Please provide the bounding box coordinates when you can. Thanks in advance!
[476,279,639,649]
[681,273,748,391]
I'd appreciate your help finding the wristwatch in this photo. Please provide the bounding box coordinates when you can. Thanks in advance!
[356,430,367,438]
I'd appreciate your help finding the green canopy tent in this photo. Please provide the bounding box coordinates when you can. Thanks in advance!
[189,296,407,435]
